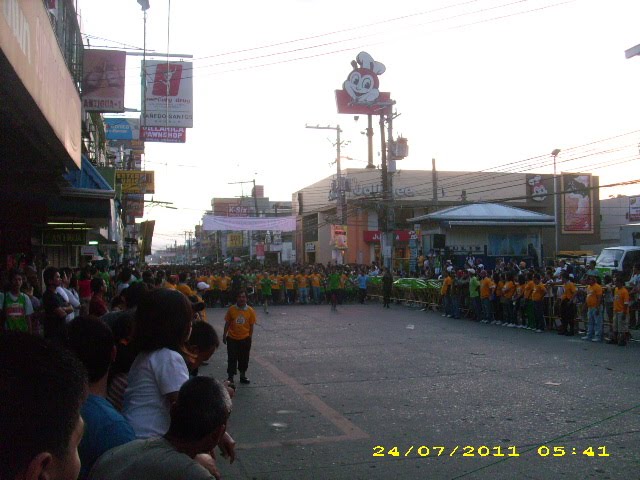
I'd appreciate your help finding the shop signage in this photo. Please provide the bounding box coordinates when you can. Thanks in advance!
[116,170,155,194]
[82,49,126,112]
[140,126,186,143]
[0,0,81,167]
[329,183,414,200]
[105,118,140,140]
[527,174,548,202]
[630,196,640,222]
[81,246,99,256]
[142,60,193,128]
[305,242,316,252]
[42,229,87,246]
[228,205,250,217]
[363,230,413,242]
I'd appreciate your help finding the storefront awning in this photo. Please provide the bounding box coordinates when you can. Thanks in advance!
[408,203,555,225]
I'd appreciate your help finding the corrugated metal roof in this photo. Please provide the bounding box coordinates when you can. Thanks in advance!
[408,203,555,223]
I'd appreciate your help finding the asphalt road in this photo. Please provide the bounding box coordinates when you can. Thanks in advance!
[199,301,640,480]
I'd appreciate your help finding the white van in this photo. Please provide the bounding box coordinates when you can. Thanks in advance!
[595,246,640,279]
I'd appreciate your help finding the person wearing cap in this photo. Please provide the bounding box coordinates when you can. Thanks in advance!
[582,275,603,342]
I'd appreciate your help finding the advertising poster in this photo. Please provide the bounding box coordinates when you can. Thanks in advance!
[630,196,640,222]
[331,225,348,250]
[83,49,126,112]
[142,60,193,127]
[562,173,593,234]
[227,233,243,248]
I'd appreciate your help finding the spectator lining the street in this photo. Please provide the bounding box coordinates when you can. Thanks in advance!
[0,331,88,480]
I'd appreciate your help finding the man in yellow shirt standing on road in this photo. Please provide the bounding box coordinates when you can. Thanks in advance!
[223,290,257,388]
[583,275,603,342]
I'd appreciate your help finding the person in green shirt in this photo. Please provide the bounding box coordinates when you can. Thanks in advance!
[468,269,481,321]
[260,272,272,314]
[327,268,341,311]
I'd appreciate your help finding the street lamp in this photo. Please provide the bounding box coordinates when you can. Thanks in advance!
[551,148,561,257]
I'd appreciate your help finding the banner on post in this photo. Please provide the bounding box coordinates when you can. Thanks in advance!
[562,173,594,234]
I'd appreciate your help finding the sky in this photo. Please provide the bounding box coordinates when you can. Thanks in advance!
[77,0,640,249]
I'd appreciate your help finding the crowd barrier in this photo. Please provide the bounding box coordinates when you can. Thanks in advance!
[367,280,619,335]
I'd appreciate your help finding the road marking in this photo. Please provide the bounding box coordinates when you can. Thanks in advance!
[244,354,369,448]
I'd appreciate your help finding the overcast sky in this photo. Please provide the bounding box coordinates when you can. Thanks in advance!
[78,0,640,249]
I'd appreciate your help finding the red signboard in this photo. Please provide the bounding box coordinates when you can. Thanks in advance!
[364,230,412,242]
[335,90,392,115]
[140,126,186,143]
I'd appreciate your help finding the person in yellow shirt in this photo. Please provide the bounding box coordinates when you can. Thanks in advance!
[209,273,219,307]
[559,272,577,336]
[441,270,454,317]
[583,275,603,342]
[501,273,516,326]
[218,271,230,307]
[165,275,178,290]
[270,272,282,305]
[610,277,630,346]
[176,272,196,298]
[310,271,323,304]
[531,273,547,332]
[521,272,535,329]
[296,271,309,304]
[479,270,495,323]
[223,290,256,386]
[285,272,296,304]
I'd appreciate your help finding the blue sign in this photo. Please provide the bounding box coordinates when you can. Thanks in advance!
[104,118,140,140]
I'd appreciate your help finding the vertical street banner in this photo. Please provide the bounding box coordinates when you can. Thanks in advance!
[82,50,126,112]
[125,194,145,218]
[629,196,640,222]
[562,173,594,234]
[140,220,155,257]
[142,60,193,127]
[331,225,348,250]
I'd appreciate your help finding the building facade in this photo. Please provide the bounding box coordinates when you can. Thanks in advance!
[292,168,601,268]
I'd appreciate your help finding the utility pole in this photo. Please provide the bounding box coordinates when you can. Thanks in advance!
[305,124,346,224]
[366,115,374,169]
[229,178,260,260]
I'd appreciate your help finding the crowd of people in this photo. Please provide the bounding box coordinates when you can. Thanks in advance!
[0,263,265,480]
[1,255,638,479]
[433,256,640,347]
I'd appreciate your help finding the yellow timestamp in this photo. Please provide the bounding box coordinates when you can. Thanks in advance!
[372,445,521,457]
[536,446,610,457]
[372,445,611,458]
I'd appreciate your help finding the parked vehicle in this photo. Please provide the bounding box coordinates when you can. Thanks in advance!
[595,246,640,279]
